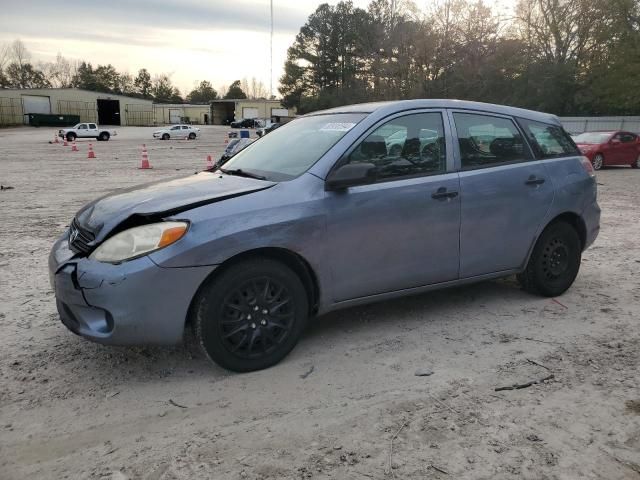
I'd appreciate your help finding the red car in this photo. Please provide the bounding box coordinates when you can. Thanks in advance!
[573,131,640,170]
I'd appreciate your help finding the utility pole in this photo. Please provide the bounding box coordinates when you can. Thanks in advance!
[270,0,274,99]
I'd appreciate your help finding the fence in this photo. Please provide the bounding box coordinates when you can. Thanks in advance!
[560,117,640,134]
[0,98,24,125]
[57,100,97,123]
[125,104,154,126]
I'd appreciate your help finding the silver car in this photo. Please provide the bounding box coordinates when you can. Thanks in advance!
[49,100,600,372]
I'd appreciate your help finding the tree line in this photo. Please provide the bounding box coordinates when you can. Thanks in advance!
[0,40,271,103]
[279,0,640,115]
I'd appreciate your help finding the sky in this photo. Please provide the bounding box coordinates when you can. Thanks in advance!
[0,0,509,97]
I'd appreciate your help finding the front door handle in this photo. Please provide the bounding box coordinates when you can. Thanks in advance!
[525,176,546,186]
[431,187,459,200]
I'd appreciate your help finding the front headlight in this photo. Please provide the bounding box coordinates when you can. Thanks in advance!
[89,221,188,263]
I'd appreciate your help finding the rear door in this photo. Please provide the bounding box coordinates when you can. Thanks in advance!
[325,110,461,301]
[450,111,554,278]
[87,123,98,137]
[618,132,638,165]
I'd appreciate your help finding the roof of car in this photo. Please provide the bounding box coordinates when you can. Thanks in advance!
[310,99,561,125]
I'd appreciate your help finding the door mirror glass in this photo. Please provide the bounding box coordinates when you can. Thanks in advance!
[326,163,377,191]
[611,137,621,144]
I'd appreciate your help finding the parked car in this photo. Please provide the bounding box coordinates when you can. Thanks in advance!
[153,124,200,140]
[49,100,600,372]
[217,137,254,167]
[59,123,116,141]
[231,118,261,129]
[256,122,282,137]
[572,131,640,170]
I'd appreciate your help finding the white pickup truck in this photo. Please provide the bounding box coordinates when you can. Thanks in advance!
[58,123,117,141]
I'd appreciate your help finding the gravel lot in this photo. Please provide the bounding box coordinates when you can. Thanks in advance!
[1,125,639,480]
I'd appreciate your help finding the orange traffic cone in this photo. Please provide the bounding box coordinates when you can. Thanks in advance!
[71,141,78,152]
[54,133,59,144]
[87,143,96,159]
[63,138,68,146]
[139,144,152,169]
[206,155,214,169]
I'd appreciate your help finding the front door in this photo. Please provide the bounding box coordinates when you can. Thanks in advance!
[451,111,554,277]
[76,123,89,138]
[325,111,460,302]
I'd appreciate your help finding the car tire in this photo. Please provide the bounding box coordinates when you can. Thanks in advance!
[632,155,640,169]
[518,221,582,297]
[192,258,309,372]
[592,154,604,170]
[66,132,76,141]
[98,132,110,141]
[188,132,196,140]
[162,133,170,140]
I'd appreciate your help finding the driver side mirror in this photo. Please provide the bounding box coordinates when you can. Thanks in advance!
[325,163,377,191]
[611,138,621,144]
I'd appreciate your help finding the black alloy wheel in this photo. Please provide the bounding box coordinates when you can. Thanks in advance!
[193,258,308,372]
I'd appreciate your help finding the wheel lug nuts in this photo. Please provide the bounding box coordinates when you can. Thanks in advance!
[247,314,252,320]
[262,309,268,314]
[254,306,259,311]
[251,323,256,329]
[260,320,267,326]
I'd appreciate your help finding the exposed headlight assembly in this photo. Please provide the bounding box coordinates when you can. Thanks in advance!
[89,221,188,263]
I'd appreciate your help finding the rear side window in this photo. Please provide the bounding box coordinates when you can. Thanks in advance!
[620,133,637,143]
[518,118,579,159]
[453,113,530,169]
[89,124,97,129]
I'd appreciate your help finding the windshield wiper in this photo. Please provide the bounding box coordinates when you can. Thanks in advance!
[220,168,267,180]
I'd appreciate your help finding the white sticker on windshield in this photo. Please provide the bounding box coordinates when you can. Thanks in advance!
[320,122,356,132]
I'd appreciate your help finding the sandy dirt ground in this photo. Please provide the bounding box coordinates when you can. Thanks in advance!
[0,125,639,480]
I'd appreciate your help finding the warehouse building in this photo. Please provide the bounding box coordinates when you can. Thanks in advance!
[0,88,153,126]
[210,99,294,125]
[0,88,295,127]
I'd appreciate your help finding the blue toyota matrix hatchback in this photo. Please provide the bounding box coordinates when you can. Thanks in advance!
[50,100,600,371]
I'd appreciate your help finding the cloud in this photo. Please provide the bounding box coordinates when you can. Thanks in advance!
[0,0,309,39]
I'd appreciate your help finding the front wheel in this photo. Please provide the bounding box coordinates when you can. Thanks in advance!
[518,222,582,297]
[188,132,196,140]
[592,154,604,170]
[66,132,76,141]
[193,259,309,372]
[632,155,640,169]
[162,133,170,140]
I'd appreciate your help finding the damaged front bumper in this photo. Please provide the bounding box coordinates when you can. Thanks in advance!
[49,230,216,345]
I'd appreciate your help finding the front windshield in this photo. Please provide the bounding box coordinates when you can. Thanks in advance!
[222,113,367,180]
[573,132,612,144]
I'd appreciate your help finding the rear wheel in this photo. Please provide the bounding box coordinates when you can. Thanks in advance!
[98,132,110,141]
[632,155,640,169]
[592,154,604,170]
[162,133,170,140]
[518,221,582,297]
[193,258,309,372]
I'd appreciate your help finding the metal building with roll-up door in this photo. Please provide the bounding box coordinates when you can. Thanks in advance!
[210,99,296,125]
[22,95,51,115]
[0,88,153,126]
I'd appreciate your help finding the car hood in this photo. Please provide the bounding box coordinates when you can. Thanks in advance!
[75,172,276,243]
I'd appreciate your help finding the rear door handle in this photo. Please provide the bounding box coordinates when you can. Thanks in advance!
[525,176,546,186]
[431,187,459,200]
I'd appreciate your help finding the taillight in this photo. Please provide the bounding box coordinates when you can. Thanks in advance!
[580,156,595,177]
